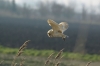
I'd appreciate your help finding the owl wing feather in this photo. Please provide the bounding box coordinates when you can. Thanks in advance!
[59,22,69,33]
[47,19,61,32]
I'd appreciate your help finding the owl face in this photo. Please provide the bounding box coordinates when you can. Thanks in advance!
[47,29,53,37]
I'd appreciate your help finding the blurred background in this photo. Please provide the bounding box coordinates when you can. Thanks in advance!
[0,0,100,54]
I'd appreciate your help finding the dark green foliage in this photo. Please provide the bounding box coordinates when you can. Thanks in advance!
[0,46,100,61]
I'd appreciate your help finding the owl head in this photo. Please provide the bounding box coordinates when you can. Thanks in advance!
[47,29,53,37]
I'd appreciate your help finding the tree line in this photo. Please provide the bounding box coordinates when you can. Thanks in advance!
[0,0,100,22]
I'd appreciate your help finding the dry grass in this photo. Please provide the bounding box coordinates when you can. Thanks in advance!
[45,52,54,66]
[45,48,64,66]
[0,60,4,64]
[19,57,25,66]
[0,40,94,66]
[13,63,17,66]
[86,61,92,66]
[55,48,64,60]
[44,48,92,66]
[11,40,30,66]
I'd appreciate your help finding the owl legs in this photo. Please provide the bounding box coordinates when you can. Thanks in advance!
[62,34,69,41]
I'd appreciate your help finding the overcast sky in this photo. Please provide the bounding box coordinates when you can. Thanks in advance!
[14,0,100,6]
[9,0,100,13]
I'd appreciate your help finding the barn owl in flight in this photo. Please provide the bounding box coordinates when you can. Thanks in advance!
[47,19,69,41]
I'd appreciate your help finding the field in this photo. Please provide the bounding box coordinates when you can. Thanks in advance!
[0,54,100,66]
[0,40,100,66]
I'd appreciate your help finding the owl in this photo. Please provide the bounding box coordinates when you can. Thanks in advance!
[47,19,69,41]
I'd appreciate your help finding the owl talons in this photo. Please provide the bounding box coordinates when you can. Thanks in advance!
[62,38,66,41]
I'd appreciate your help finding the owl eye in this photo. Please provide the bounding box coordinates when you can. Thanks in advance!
[48,33,52,37]
[48,33,50,36]
[49,33,51,35]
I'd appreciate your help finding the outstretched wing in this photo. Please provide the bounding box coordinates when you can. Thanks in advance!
[47,19,61,32]
[59,22,69,33]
